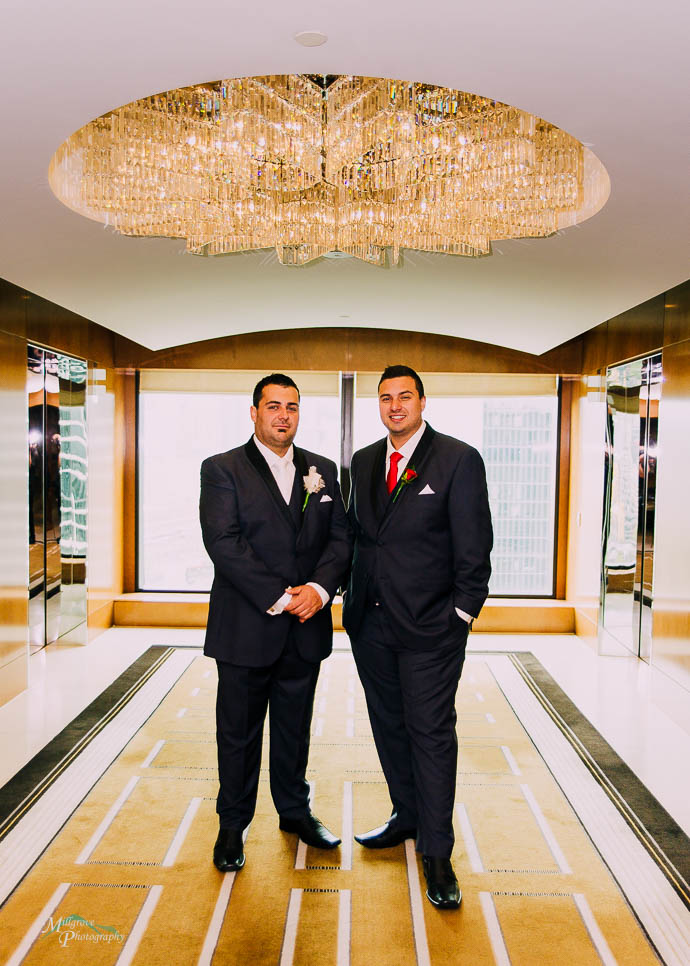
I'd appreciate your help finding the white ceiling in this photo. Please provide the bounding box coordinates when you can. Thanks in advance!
[1,1,688,354]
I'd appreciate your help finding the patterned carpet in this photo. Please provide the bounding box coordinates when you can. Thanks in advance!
[0,646,687,965]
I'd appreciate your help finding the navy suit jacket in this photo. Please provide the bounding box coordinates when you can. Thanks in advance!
[342,424,493,648]
[200,438,352,666]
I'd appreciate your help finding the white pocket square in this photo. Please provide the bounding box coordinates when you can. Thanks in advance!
[320,494,333,502]
[418,484,435,495]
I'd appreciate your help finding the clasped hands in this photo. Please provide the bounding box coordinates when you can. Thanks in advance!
[283,585,322,623]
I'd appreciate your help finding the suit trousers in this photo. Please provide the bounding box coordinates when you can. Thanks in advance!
[351,605,467,857]
[215,631,321,829]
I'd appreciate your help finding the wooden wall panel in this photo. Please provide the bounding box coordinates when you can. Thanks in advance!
[664,281,690,347]
[116,325,583,375]
[0,277,117,367]
[605,294,664,366]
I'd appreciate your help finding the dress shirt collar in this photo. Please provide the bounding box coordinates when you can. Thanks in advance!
[386,420,427,464]
[253,434,294,468]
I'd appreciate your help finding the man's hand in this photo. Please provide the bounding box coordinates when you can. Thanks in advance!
[284,585,323,623]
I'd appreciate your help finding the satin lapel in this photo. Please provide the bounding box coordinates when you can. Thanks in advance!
[292,447,309,532]
[379,424,436,532]
[368,439,388,524]
[243,438,296,532]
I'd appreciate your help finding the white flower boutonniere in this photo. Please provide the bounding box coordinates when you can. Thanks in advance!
[302,466,325,512]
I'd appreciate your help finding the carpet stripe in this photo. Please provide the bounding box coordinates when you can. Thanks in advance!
[279,888,302,966]
[197,872,237,966]
[295,840,308,870]
[162,797,202,867]
[341,782,353,871]
[500,746,521,776]
[116,884,163,965]
[456,802,485,873]
[294,782,315,870]
[337,890,351,966]
[141,739,165,768]
[5,881,70,966]
[76,776,140,865]
[573,893,619,966]
[405,839,431,966]
[520,783,572,874]
[479,892,512,966]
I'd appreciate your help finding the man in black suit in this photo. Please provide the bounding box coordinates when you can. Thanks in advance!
[343,365,493,909]
[200,373,352,872]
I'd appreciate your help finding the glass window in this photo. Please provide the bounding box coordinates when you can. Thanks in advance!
[138,373,340,591]
[353,374,558,595]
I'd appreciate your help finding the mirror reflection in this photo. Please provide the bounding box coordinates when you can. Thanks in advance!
[27,346,87,648]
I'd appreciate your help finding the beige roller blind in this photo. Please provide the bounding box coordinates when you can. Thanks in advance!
[139,370,340,395]
[355,372,558,397]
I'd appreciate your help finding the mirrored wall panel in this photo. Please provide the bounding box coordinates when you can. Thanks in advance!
[600,353,661,660]
[28,346,87,649]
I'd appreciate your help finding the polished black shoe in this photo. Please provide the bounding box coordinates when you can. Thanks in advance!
[279,812,341,849]
[422,856,462,909]
[213,828,245,872]
[354,814,417,849]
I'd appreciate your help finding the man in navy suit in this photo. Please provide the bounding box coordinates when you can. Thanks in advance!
[200,374,352,872]
[343,365,493,908]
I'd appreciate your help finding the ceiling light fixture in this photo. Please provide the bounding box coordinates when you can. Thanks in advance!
[49,74,609,267]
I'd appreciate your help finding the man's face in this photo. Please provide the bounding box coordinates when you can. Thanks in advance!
[378,376,426,447]
[251,384,300,455]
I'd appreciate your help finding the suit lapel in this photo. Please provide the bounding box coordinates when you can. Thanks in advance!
[243,438,296,532]
[378,424,436,531]
[368,439,388,524]
[292,447,309,530]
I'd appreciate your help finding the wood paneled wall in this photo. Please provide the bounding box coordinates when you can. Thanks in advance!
[114,325,584,375]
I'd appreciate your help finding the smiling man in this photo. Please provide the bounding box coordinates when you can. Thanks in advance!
[343,364,493,909]
[200,373,352,873]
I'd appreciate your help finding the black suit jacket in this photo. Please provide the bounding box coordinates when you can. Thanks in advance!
[200,438,352,666]
[342,424,493,648]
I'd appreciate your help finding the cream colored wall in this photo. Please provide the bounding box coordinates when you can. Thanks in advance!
[0,329,29,704]
[565,376,606,639]
[651,338,690,701]
[86,368,124,634]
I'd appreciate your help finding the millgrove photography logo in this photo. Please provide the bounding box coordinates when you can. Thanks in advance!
[41,913,124,949]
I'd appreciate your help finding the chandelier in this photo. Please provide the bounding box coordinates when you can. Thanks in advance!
[49,74,609,266]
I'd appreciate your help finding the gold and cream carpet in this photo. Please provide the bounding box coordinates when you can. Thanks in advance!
[0,646,688,965]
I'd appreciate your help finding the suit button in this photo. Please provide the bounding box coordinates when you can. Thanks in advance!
[376,540,383,547]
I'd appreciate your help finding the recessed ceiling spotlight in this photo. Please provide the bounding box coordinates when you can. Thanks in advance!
[294,30,328,47]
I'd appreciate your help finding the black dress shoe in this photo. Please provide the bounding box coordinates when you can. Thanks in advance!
[213,828,245,872]
[354,814,417,849]
[422,856,462,909]
[279,813,341,849]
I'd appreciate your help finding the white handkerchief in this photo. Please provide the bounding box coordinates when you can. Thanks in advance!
[418,484,435,495]
[320,494,333,502]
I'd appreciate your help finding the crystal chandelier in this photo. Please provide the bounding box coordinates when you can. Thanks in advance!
[49,75,609,266]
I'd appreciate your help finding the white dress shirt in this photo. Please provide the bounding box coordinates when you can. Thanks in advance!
[386,422,473,626]
[252,436,329,616]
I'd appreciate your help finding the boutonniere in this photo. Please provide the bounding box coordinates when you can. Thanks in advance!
[392,466,418,502]
[302,466,325,511]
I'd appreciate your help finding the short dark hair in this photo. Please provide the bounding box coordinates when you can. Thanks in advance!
[252,373,300,408]
[378,365,425,398]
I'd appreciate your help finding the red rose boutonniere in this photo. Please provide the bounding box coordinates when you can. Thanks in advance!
[392,466,418,502]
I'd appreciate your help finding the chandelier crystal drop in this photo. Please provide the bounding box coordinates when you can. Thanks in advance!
[49,74,610,266]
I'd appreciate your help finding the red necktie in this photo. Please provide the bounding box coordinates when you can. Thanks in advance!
[387,451,403,494]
